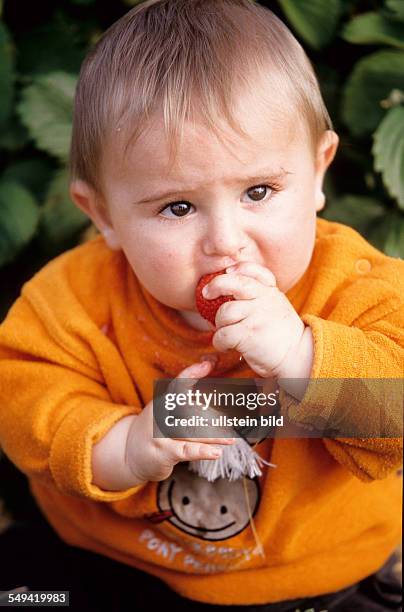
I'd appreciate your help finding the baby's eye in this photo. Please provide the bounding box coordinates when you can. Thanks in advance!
[159,201,194,219]
[157,183,277,221]
[244,185,272,202]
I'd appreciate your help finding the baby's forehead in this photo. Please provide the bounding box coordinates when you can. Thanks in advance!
[106,107,303,182]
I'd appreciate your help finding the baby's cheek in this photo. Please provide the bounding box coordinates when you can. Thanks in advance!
[147,248,192,292]
[149,248,182,275]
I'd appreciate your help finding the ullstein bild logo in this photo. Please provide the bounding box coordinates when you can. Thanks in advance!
[153,378,404,440]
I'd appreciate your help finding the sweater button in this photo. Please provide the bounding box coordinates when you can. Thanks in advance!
[355,258,372,274]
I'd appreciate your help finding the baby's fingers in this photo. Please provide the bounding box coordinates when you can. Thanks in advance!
[167,360,213,396]
[179,441,222,461]
[175,437,235,445]
[163,439,222,463]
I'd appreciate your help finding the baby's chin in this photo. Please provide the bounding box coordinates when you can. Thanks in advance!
[177,309,215,331]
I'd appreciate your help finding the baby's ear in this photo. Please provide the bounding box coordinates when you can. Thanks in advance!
[70,179,107,226]
[314,130,339,212]
[70,180,121,250]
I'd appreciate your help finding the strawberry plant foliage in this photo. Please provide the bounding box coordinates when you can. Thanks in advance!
[373,106,404,209]
[17,72,76,162]
[278,0,342,50]
[0,181,40,266]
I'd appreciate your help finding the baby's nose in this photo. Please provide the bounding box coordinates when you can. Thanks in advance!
[202,213,247,258]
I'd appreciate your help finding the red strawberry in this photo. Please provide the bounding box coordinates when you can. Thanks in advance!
[195,270,235,326]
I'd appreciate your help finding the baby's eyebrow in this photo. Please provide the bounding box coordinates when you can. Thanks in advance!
[134,167,291,205]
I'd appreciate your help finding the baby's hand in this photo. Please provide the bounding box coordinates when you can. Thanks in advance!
[125,361,234,484]
[203,262,305,378]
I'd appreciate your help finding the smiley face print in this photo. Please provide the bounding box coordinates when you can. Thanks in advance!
[152,463,260,541]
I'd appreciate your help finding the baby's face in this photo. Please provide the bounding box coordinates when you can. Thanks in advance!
[86,106,336,331]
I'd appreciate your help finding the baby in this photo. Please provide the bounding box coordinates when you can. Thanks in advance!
[0,0,402,610]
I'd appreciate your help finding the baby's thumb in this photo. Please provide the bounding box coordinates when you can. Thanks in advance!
[167,360,213,397]
[178,359,213,379]
[179,353,219,378]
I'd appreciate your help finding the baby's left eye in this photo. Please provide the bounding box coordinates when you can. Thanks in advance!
[244,184,275,203]
[247,185,268,201]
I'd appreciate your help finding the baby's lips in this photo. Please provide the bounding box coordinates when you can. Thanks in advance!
[195,270,235,325]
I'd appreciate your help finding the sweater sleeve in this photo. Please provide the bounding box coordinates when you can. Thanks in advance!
[0,289,144,502]
[279,304,403,483]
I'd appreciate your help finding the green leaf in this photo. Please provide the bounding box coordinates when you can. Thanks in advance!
[17,72,76,162]
[373,105,404,209]
[342,50,404,136]
[2,159,53,202]
[367,211,404,258]
[0,181,40,267]
[322,195,386,234]
[39,169,89,245]
[278,0,342,49]
[342,12,404,49]
[0,23,14,127]
[385,0,404,22]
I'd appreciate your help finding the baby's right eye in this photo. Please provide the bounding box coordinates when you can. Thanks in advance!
[159,201,194,219]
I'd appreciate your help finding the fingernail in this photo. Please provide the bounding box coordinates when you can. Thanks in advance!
[226,265,237,273]
[199,354,218,365]
[194,361,210,372]
[202,286,209,298]
[209,448,221,458]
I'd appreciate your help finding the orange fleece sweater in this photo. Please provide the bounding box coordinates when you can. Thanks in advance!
[0,218,402,606]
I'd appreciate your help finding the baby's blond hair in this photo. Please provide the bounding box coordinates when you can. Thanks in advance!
[69,0,332,194]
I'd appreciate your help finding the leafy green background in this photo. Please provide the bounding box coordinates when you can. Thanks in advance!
[0,0,404,322]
